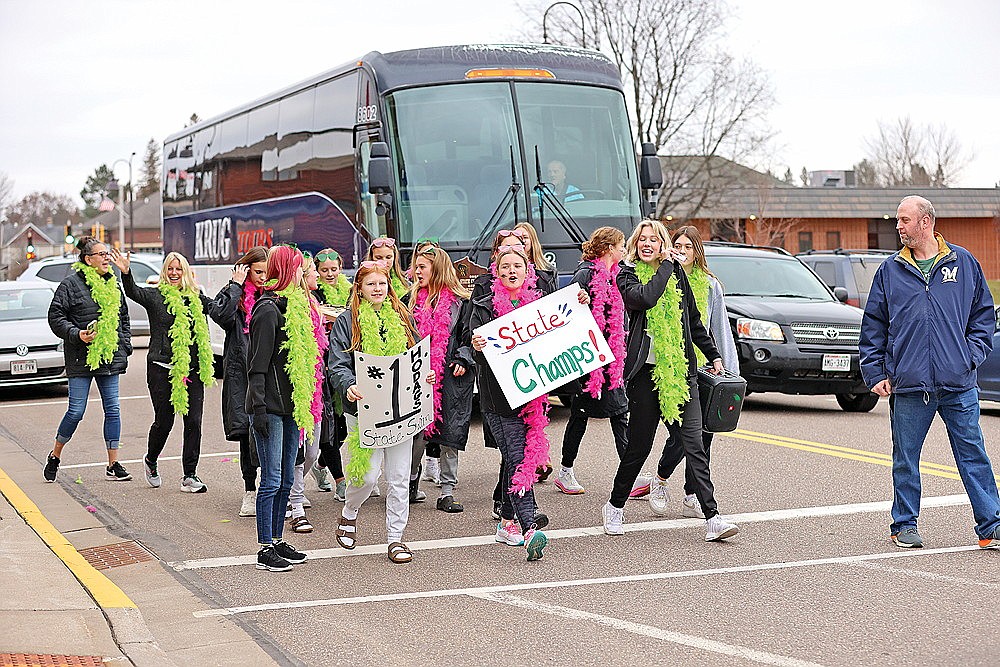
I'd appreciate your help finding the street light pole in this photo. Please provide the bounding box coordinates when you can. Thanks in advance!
[110,153,135,251]
[542,1,586,48]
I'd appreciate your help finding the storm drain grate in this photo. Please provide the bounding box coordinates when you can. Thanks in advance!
[78,541,154,570]
[0,655,108,667]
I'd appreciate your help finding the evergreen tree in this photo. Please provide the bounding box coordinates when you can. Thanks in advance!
[80,164,114,218]
[138,138,161,196]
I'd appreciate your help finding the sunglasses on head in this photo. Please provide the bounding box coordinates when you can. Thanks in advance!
[316,251,340,262]
[418,246,438,258]
[371,238,396,248]
[497,229,527,239]
[359,260,390,270]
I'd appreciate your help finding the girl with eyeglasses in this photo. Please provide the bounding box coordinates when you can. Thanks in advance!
[327,261,434,564]
[364,237,410,298]
[404,244,474,512]
[207,246,268,518]
[114,249,215,494]
[44,236,133,483]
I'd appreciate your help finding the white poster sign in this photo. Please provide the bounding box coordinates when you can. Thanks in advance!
[474,285,615,409]
[355,336,433,448]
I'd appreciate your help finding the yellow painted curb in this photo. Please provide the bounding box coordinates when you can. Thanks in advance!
[0,465,136,609]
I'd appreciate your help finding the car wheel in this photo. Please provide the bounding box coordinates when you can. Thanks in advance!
[836,392,879,412]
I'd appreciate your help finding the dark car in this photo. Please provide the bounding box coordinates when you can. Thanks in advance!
[705,242,878,412]
[796,249,893,309]
[978,306,1000,403]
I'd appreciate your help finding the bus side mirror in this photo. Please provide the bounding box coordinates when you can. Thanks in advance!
[639,142,662,190]
[368,142,393,194]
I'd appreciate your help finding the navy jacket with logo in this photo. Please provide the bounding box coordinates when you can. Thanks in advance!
[860,234,995,394]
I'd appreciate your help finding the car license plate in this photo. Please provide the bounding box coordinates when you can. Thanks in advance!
[10,360,37,375]
[822,354,851,372]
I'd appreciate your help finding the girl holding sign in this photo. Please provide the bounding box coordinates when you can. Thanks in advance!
[601,220,740,543]
[556,226,629,495]
[327,261,434,564]
[407,243,475,513]
[471,246,551,561]
[364,237,410,298]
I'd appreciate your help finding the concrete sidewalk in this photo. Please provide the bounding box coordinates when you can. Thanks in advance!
[0,431,278,666]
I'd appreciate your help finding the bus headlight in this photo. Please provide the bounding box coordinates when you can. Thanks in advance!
[736,318,785,342]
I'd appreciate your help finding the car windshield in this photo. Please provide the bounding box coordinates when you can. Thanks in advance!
[851,257,886,294]
[0,287,53,321]
[709,255,833,300]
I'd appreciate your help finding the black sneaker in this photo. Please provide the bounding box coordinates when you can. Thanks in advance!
[532,513,550,530]
[492,500,502,520]
[436,495,464,513]
[105,461,132,481]
[43,451,60,482]
[272,540,307,564]
[256,545,293,572]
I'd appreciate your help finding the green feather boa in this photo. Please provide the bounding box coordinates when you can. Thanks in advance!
[159,283,215,415]
[73,263,121,370]
[687,266,711,367]
[278,286,321,439]
[391,272,408,300]
[635,261,689,424]
[344,300,410,486]
[318,275,351,306]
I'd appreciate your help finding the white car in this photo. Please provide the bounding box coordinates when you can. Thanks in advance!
[0,282,66,387]
[18,253,163,336]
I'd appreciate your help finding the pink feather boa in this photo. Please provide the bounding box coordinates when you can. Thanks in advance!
[308,297,329,425]
[241,280,259,335]
[584,260,626,398]
[489,262,550,496]
[413,286,457,437]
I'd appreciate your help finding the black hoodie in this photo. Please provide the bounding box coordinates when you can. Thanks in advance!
[245,292,294,416]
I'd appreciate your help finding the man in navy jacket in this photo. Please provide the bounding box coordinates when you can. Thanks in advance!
[860,195,999,550]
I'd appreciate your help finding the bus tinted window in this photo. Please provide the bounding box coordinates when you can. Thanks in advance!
[248,102,279,182]
[278,88,315,180]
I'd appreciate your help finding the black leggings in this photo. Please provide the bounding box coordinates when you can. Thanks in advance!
[317,413,345,479]
[238,433,259,492]
[483,412,542,529]
[658,431,714,496]
[146,362,204,478]
[560,399,629,469]
[609,365,718,519]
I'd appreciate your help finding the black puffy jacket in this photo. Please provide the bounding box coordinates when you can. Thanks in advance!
[121,271,212,369]
[48,268,131,377]
[208,281,252,440]
[245,292,294,417]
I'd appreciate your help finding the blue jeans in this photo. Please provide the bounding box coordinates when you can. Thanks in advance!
[253,413,299,545]
[889,388,1000,539]
[56,375,121,449]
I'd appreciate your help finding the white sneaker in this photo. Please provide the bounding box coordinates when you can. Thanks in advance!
[705,515,739,542]
[180,475,207,493]
[649,478,670,516]
[629,471,653,499]
[422,456,441,485]
[602,501,625,536]
[495,519,524,546]
[239,490,256,517]
[311,464,332,492]
[682,494,705,518]
[554,467,585,494]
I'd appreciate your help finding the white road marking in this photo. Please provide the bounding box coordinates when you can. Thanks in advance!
[61,450,240,470]
[0,395,148,409]
[170,493,971,571]
[475,592,825,667]
[192,545,978,617]
[851,561,1000,589]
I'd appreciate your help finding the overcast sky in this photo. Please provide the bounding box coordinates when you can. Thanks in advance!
[1,0,997,207]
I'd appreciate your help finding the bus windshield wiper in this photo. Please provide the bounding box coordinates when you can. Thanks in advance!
[465,145,521,266]
[533,146,587,245]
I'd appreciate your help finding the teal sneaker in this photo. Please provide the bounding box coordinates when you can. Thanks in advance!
[891,527,923,548]
[525,528,547,561]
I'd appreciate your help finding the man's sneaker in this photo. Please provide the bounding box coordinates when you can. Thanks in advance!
[629,472,652,499]
[312,464,332,492]
[273,540,307,563]
[496,519,524,546]
[334,479,347,502]
[491,500,503,520]
[891,527,923,548]
[422,456,441,485]
[682,493,705,518]
[239,491,257,517]
[705,515,739,542]
[143,458,161,488]
[978,527,1000,550]
[555,467,585,494]
[43,451,60,482]
[649,478,670,516]
[105,462,132,482]
[602,501,625,536]
[255,545,292,572]
[525,528,548,561]
[181,475,208,493]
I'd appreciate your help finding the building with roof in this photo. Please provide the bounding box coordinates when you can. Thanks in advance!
[84,191,163,251]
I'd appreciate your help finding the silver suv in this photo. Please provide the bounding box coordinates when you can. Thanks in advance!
[18,253,163,336]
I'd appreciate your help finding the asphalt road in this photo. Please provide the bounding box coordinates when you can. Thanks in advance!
[3,345,1000,666]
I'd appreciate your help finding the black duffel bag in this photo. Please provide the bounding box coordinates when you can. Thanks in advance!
[696,367,747,433]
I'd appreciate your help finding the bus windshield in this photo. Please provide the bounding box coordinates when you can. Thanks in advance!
[386,81,640,246]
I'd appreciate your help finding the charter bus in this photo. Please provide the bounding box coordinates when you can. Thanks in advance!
[161,44,660,350]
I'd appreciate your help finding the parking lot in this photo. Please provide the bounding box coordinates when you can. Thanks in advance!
[2,344,999,666]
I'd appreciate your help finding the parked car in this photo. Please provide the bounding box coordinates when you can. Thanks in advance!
[978,306,1000,403]
[18,253,163,336]
[796,249,894,309]
[0,281,66,387]
[704,242,878,412]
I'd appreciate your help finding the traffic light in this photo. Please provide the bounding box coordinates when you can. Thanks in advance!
[26,230,36,261]
[65,222,74,245]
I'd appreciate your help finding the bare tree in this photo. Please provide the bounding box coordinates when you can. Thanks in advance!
[5,191,80,228]
[862,116,971,187]
[520,0,773,219]
[745,174,799,247]
[0,172,13,221]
